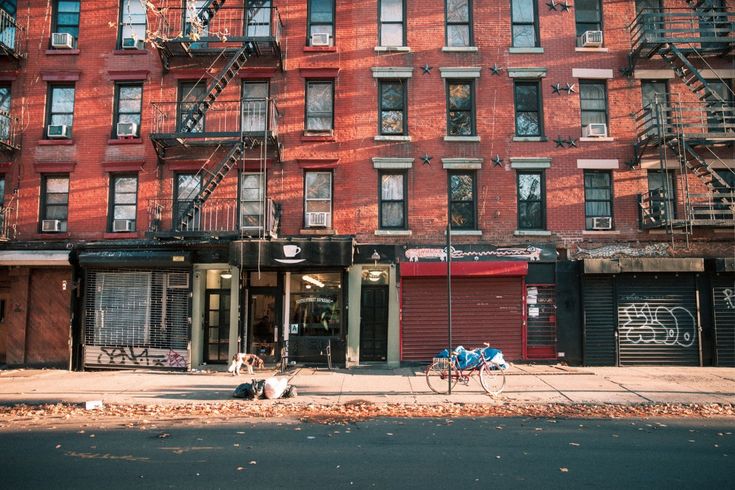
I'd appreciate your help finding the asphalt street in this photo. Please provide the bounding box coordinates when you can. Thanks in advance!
[1,417,733,489]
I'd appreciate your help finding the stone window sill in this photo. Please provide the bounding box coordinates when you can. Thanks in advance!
[513,136,547,142]
[514,230,551,236]
[301,132,335,142]
[509,47,544,54]
[304,45,337,53]
[444,135,480,142]
[580,137,614,142]
[375,135,411,142]
[374,46,411,52]
[39,139,74,146]
[582,230,620,235]
[575,47,608,53]
[374,229,412,236]
[442,46,478,52]
[446,229,482,236]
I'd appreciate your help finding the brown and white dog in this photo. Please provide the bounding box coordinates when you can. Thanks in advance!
[228,353,265,376]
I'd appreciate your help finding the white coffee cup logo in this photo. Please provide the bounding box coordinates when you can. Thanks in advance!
[283,245,301,258]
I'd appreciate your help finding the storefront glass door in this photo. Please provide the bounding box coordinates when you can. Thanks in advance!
[248,292,279,364]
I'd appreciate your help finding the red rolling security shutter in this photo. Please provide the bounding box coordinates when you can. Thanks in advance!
[401,277,524,361]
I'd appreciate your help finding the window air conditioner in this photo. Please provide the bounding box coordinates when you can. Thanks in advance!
[591,216,613,230]
[116,122,138,137]
[41,219,62,232]
[579,30,603,47]
[51,32,74,49]
[47,124,71,139]
[310,33,331,46]
[583,123,608,138]
[121,37,145,50]
[112,219,135,232]
[306,212,328,227]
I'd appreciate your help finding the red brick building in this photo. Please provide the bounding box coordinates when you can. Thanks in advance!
[0,1,732,370]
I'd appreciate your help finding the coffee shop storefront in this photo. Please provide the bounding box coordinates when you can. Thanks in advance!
[230,238,354,366]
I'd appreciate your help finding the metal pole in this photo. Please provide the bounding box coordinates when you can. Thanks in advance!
[447,219,452,394]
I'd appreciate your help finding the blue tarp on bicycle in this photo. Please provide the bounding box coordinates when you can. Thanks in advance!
[435,346,509,370]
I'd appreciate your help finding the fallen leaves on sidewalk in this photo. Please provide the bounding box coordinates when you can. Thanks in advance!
[0,401,733,427]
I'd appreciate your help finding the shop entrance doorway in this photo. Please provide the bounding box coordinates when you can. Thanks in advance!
[247,292,280,364]
[360,285,388,361]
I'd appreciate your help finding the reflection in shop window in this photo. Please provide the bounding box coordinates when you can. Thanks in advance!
[289,272,341,337]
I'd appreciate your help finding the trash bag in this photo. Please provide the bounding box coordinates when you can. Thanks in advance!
[264,377,288,399]
[251,379,266,399]
[233,383,254,399]
[282,385,298,398]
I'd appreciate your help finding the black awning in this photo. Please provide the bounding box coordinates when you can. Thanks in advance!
[78,250,192,268]
[231,238,354,268]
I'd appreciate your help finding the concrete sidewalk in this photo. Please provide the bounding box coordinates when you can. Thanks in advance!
[1,364,734,406]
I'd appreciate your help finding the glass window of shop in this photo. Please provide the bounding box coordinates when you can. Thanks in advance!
[289,272,342,337]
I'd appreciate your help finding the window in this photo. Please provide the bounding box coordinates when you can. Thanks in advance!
[240,172,265,230]
[704,80,734,134]
[514,81,542,136]
[41,175,70,232]
[580,80,608,130]
[446,0,472,47]
[305,80,334,132]
[0,0,17,50]
[511,0,538,48]
[641,80,668,137]
[242,81,269,133]
[113,83,142,138]
[447,80,474,136]
[0,174,5,208]
[304,171,332,228]
[379,171,406,229]
[118,0,146,47]
[246,0,272,38]
[46,84,75,137]
[584,171,613,230]
[290,272,342,337]
[185,0,209,48]
[379,80,406,135]
[307,0,334,46]
[53,1,80,41]
[175,173,202,229]
[517,171,545,230]
[713,170,735,220]
[647,170,676,220]
[449,171,475,230]
[379,0,404,47]
[109,175,138,232]
[575,0,602,40]
[0,84,11,143]
[178,81,206,133]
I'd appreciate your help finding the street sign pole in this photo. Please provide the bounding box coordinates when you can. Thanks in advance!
[447,218,452,394]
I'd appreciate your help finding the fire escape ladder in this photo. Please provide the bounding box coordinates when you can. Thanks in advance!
[673,139,732,196]
[686,1,717,10]
[197,0,228,29]
[178,43,254,135]
[177,142,245,231]
[658,44,728,107]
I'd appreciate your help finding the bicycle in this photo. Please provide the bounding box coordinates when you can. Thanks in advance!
[425,344,507,396]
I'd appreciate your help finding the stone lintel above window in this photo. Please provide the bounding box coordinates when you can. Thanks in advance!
[572,68,614,79]
[372,157,414,169]
[507,67,547,79]
[371,67,413,79]
[510,157,551,169]
[441,157,483,170]
[439,67,482,79]
[577,159,619,169]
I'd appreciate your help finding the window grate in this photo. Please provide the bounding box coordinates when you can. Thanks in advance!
[83,268,191,356]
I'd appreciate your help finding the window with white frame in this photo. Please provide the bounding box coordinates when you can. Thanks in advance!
[304,171,332,228]
[446,0,472,47]
[379,0,404,47]
[305,80,334,132]
[118,0,147,48]
[240,172,264,230]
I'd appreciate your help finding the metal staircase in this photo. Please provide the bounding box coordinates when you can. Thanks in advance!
[177,142,245,230]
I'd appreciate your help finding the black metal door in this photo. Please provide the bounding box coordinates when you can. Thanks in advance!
[617,275,700,366]
[713,280,735,367]
[204,290,230,364]
[360,285,388,361]
[583,276,617,366]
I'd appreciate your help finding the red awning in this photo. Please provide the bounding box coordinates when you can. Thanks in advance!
[400,261,528,277]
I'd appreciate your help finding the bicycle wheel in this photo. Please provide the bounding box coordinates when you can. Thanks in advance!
[425,360,458,394]
[479,363,506,396]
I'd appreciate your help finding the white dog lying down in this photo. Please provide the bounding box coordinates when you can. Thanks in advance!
[228,353,265,375]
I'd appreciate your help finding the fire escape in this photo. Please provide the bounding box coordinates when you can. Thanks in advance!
[628,3,734,235]
[147,1,283,238]
[0,2,23,241]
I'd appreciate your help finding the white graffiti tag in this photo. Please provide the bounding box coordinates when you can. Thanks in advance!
[621,303,696,348]
[723,288,735,310]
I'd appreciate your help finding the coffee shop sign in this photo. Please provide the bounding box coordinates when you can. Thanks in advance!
[404,245,544,262]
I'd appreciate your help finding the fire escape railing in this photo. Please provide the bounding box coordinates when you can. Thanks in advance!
[0,194,18,241]
[0,7,23,60]
[0,110,20,152]
[147,196,278,237]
